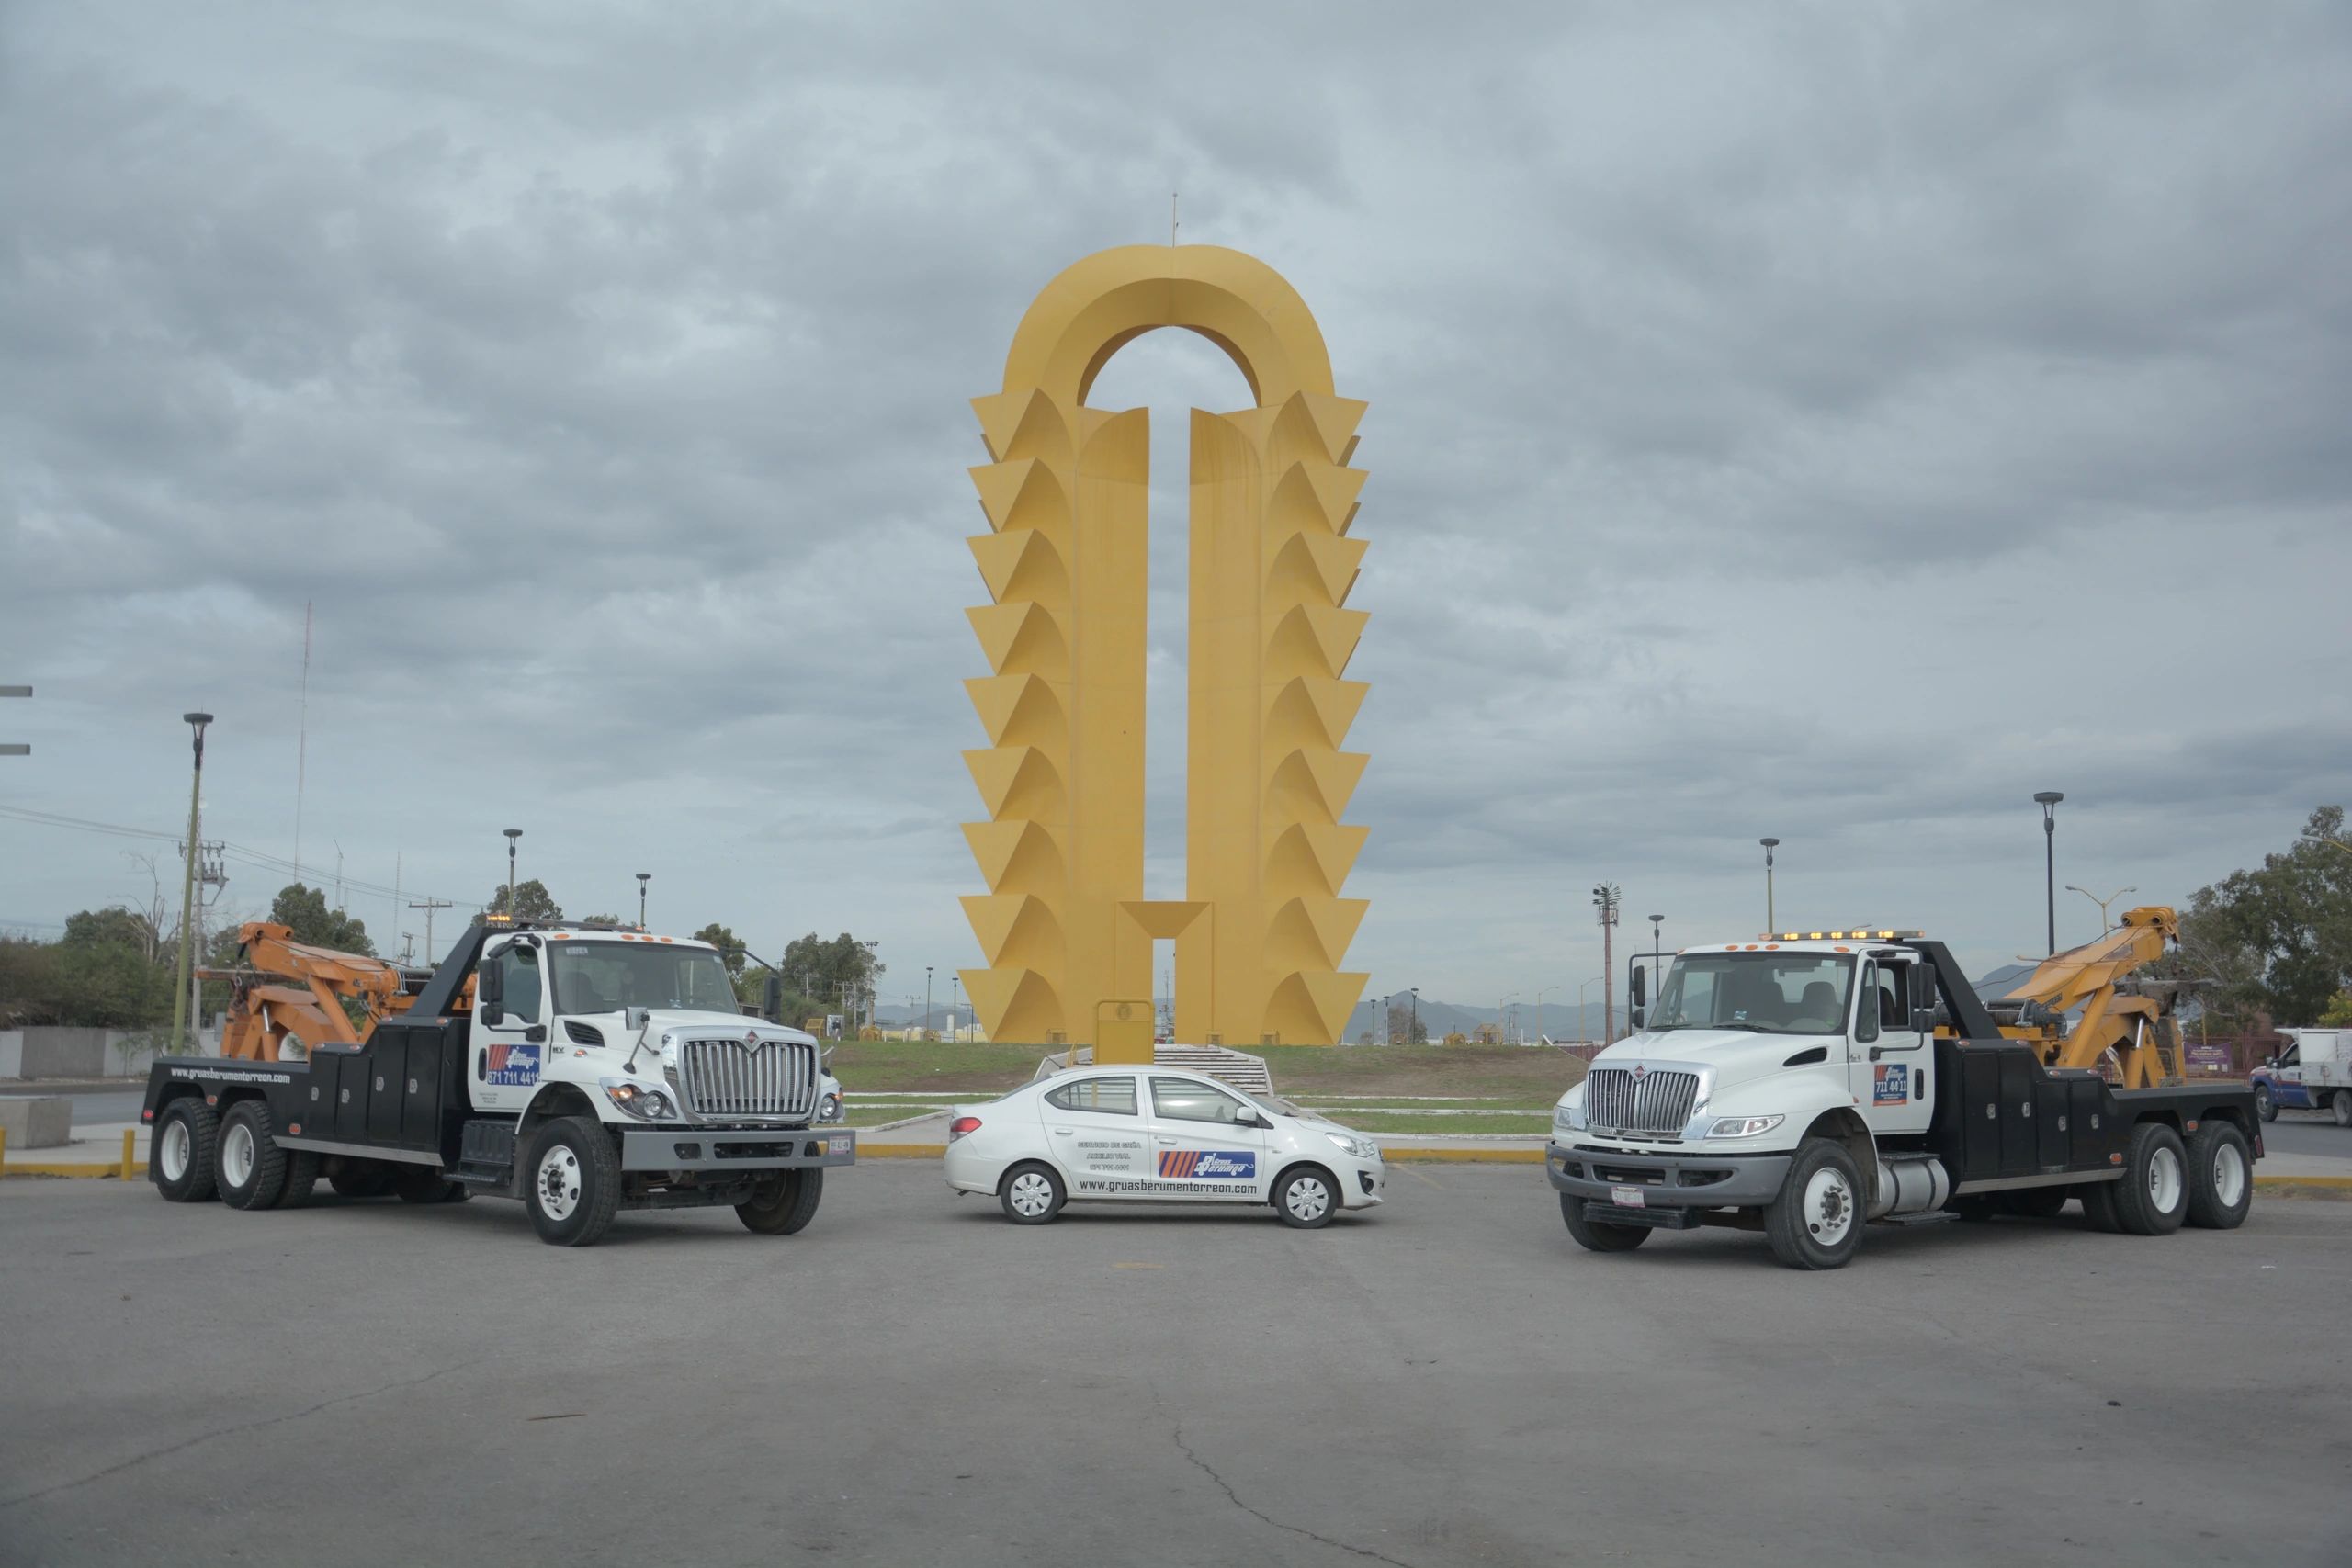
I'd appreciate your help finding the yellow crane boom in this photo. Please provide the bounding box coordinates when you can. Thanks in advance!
[1992,905,2184,1089]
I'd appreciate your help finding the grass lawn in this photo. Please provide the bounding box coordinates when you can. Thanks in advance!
[1324,1110,1551,1136]
[1295,1097,1555,1112]
[829,1041,1044,1092]
[828,1039,1587,1100]
[843,1104,953,1128]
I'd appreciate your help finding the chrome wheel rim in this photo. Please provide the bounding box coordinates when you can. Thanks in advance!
[160,1120,190,1181]
[1008,1171,1054,1217]
[1286,1176,1330,1224]
[2212,1142,2246,1207]
[2148,1145,2184,1213]
[220,1122,254,1189]
[537,1145,582,1222]
[1804,1166,1853,1245]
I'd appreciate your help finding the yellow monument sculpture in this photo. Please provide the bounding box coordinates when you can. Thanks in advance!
[958,244,1371,1055]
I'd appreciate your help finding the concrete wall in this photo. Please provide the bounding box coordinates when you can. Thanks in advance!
[0,1032,19,1078]
[2,1027,181,1079]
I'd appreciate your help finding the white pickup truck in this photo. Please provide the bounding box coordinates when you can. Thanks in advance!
[2252,1028,2352,1126]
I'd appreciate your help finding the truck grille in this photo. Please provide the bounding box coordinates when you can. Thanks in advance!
[675,1037,818,1122]
[1587,1066,1700,1137]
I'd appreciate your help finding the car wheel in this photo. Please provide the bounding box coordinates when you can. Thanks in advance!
[1559,1192,1650,1252]
[1765,1138,1863,1269]
[2256,1085,2277,1122]
[999,1161,1064,1225]
[2186,1122,2254,1230]
[2001,1187,2070,1219]
[2335,1091,2352,1129]
[1274,1166,1337,1229]
[217,1100,290,1211]
[391,1164,468,1204]
[2111,1122,2189,1236]
[738,1169,824,1235]
[524,1117,620,1247]
[149,1100,220,1203]
[329,1161,394,1199]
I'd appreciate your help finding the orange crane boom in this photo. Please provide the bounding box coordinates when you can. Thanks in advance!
[199,921,424,1062]
[1991,906,2184,1089]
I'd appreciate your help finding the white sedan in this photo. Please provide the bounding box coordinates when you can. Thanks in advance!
[943,1066,1385,1228]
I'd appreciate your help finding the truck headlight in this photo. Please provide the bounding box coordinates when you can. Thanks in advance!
[1554,1092,1587,1133]
[1705,1114,1784,1139]
[1324,1131,1377,1160]
[602,1078,682,1122]
[819,1092,843,1123]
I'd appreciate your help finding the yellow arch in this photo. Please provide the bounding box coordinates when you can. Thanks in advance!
[998,244,1336,408]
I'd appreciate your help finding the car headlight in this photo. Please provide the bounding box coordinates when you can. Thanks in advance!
[602,1077,682,1122]
[1705,1114,1784,1139]
[1324,1131,1378,1160]
[1554,1091,1587,1133]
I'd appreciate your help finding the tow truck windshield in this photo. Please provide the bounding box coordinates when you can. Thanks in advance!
[548,942,740,1016]
[1646,952,1854,1038]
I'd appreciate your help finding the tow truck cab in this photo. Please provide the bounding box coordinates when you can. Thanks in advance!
[1545,931,2261,1269]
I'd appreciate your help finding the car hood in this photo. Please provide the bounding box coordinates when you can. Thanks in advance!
[1594,1030,1841,1094]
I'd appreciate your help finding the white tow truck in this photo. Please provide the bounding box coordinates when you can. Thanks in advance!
[142,918,854,1246]
[1546,931,2261,1269]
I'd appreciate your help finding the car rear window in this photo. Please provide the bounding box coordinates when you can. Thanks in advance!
[1045,1076,1137,1115]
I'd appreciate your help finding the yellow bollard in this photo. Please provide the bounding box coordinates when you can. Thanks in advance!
[120,1127,138,1181]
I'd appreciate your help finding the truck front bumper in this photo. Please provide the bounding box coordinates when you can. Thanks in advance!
[620,1126,856,1174]
[1546,1141,1790,1211]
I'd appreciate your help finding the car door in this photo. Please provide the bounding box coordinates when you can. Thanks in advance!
[470,937,548,1113]
[1850,958,1931,1136]
[1035,1073,1151,1199]
[1146,1075,1272,1201]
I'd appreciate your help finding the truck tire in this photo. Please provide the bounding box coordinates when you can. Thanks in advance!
[2186,1122,2254,1230]
[2111,1122,2189,1236]
[999,1161,1065,1225]
[2255,1084,2277,1122]
[2001,1187,2070,1219]
[279,1149,321,1208]
[392,1165,468,1204]
[217,1100,290,1211]
[737,1169,824,1235]
[2079,1180,2123,1233]
[1273,1165,1339,1229]
[523,1117,621,1247]
[329,1162,394,1199]
[1559,1193,1650,1252]
[150,1100,220,1203]
[2334,1090,2352,1128]
[1765,1138,1864,1270]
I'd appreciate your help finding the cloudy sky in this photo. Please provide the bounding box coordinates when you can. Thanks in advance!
[4,2,2347,1032]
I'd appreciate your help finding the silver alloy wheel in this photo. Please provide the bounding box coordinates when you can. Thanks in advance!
[1007,1170,1055,1218]
[2211,1141,2247,1208]
[1804,1166,1852,1243]
[2147,1144,2184,1213]
[220,1122,254,1190]
[159,1119,190,1181]
[537,1145,582,1222]
[1285,1174,1331,1224]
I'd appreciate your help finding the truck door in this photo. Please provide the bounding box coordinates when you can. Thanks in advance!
[1145,1076,1272,1202]
[470,936,548,1113]
[1850,958,1931,1135]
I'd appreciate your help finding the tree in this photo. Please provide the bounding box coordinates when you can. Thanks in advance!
[0,934,64,1026]
[54,907,174,1028]
[486,880,562,921]
[266,884,374,955]
[580,913,621,928]
[1385,999,1427,1045]
[695,923,748,976]
[781,931,883,1021]
[2180,807,2352,1028]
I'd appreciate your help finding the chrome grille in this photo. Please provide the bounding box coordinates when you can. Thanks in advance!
[1587,1066,1701,1136]
[677,1037,818,1121]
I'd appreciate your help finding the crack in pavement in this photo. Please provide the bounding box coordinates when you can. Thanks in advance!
[1159,1405,1422,1568]
[0,1359,481,1510]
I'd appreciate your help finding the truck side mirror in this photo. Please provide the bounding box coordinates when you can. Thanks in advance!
[1630,1005,1645,1030]
[478,956,504,1021]
[1629,966,1646,1009]
[1909,964,1937,1034]
[763,975,783,1024]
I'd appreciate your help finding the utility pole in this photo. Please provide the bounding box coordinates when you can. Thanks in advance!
[189,839,226,1041]
[409,897,454,963]
[171,713,214,1052]
[2033,793,2064,956]
[1759,838,1779,931]
[1592,882,1621,1043]
[1,683,28,756]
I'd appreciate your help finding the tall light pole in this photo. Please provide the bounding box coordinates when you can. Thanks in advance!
[1759,839,1779,931]
[925,965,934,1042]
[2066,885,2135,939]
[1592,882,1621,1042]
[636,872,650,928]
[1409,987,1419,1045]
[503,828,523,915]
[1648,914,1664,1003]
[2033,792,2064,956]
[1577,975,1605,1043]
[170,714,213,1051]
[1498,990,1520,1045]
[950,973,961,1043]
[1533,984,1559,1043]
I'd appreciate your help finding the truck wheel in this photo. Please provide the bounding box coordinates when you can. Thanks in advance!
[1559,1193,1650,1252]
[2079,1181,2123,1233]
[737,1169,824,1235]
[279,1150,321,1208]
[329,1162,394,1199]
[216,1100,290,1211]
[392,1165,468,1204]
[524,1117,621,1247]
[2186,1122,2254,1230]
[2334,1091,2352,1128]
[2001,1188,2070,1219]
[150,1100,220,1203]
[2255,1084,2277,1122]
[2112,1122,2189,1236]
[999,1161,1065,1225]
[1273,1165,1339,1229]
[1765,1138,1863,1270]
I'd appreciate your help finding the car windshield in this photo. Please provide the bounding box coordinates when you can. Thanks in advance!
[548,942,740,1015]
[1646,952,1854,1037]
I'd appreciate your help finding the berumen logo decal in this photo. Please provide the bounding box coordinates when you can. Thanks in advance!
[488,1044,542,1087]
[1159,1150,1256,1179]
[1873,1064,1908,1105]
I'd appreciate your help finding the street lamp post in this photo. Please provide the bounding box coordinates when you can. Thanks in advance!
[636,872,650,928]
[1759,839,1779,931]
[1577,975,1605,1044]
[1648,914,1664,1003]
[170,713,214,1052]
[2033,793,2064,956]
[1409,987,1419,1044]
[1533,985,1559,1043]
[2065,885,2135,939]
[951,974,961,1043]
[1498,991,1520,1045]
[503,828,523,915]
[925,965,934,1042]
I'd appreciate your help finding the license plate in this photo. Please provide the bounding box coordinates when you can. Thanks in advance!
[1611,1185,1645,1209]
[827,1134,854,1156]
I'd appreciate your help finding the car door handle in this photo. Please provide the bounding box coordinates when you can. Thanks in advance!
[1052,1128,1073,1135]
[1156,1136,1177,1145]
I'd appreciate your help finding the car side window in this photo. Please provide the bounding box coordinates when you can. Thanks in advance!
[1152,1077,1248,1125]
[1045,1076,1137,1115]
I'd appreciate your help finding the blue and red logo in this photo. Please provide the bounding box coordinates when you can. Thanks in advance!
[487,1043,541,1087]
[1158,1150,1256,1179]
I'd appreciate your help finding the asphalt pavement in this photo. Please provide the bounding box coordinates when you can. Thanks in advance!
[3,1163,2347,1568]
